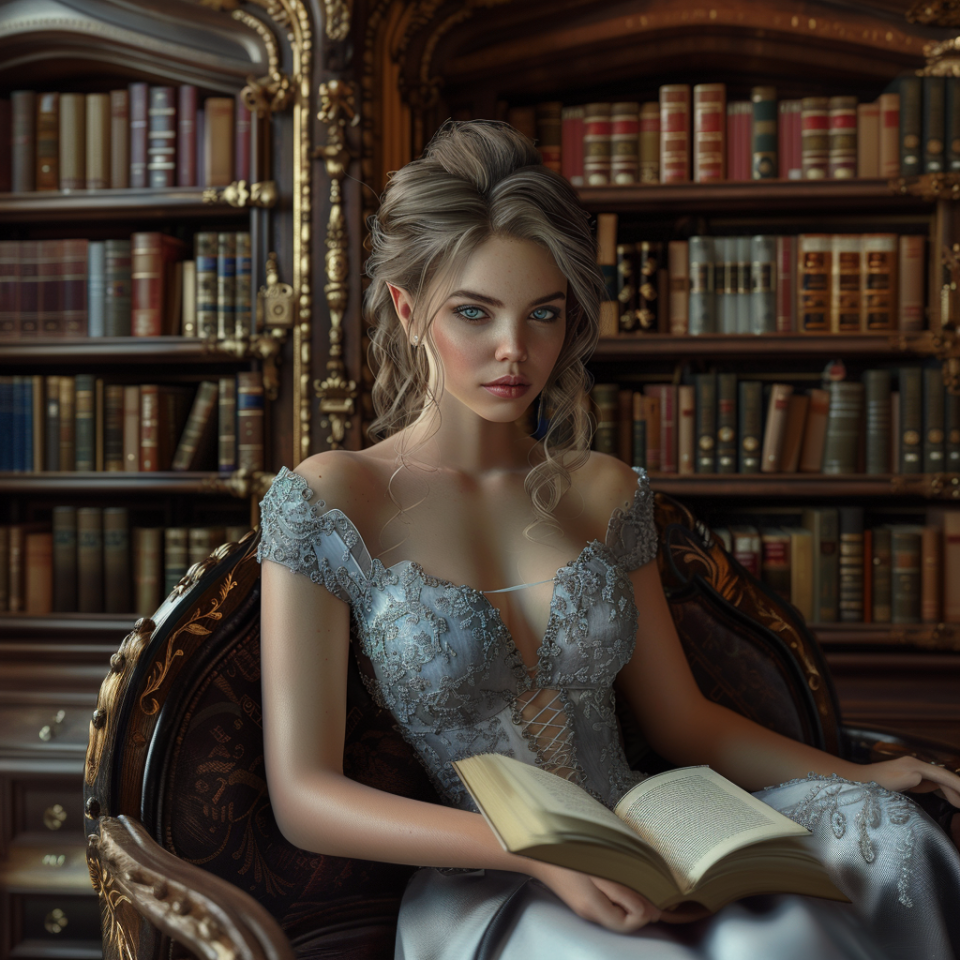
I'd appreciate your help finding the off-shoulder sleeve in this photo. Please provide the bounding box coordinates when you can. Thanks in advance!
[257,466,370,605]
[604,467,658,571]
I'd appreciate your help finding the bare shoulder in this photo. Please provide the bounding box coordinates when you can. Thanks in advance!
[291,448,385,518]
[573,452,645,529]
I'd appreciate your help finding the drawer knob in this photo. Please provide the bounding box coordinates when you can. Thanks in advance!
[44,804,67,831]
[44,909,68,935]
[38,710,66,742]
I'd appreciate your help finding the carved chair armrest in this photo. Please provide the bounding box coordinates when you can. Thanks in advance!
[86,815,294,960]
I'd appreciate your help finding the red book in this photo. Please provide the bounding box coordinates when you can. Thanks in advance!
[583,102,612,186]
[18,240,40,336]
[644,383,678,473]
[0,241,17,338]
[140,384,159,471]
[561,106,585,186]
[235,92,251,183]
[801,97,829,179]
[879,92,900,178]
[177,85,197,187]
[129,82,148,188]
[726,102,738,181]
[62,238,88,336]
[659,85,690,182]
[131,232,186,336]
[147,86,176,188]
[0,99,11,192]
[38,239,63,337]
[693,84,725,182]
[776,236,796,333]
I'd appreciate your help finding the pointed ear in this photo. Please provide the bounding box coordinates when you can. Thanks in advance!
[386,282,414,334]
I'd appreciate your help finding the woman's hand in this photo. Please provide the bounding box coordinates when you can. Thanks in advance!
[858,755,960,808]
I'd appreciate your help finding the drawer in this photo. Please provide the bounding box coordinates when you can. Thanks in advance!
[12,777,85,842]
[9,893,102,959]
[0,705,92,757]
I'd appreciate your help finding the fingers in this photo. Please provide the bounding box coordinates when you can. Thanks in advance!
[590,876,661,932]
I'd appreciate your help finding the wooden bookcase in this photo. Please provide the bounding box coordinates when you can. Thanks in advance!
[346,0,960,750]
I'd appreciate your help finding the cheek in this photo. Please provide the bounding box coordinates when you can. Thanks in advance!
[432,323,484,384]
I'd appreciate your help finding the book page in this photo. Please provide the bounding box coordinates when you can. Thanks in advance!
[614,767,808,889]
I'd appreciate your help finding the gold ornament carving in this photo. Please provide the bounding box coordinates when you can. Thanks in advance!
[323,0,352,40]
[892,173,960,201]
[87,838,135,960]
[203,179,278,208]
[909,0,960,26]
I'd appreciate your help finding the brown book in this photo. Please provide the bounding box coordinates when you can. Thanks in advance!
[784,527,814,621]
[204,96,235,187]
[644,384,677,473]
[181,260,197,337]
[861,234,898,332]
[172,381,219,470]
[693,84,725,182]
[32,375,44,471]
[11,90,36,192]
[760,528,792,603]
[110,90,129,188]
[862,528,873,624]
[35,92,59,191]
[890,525,921,624]
[62,238,88,336]
[829,235,861,333]
[103,507,131,613]
[77,507,103,613]
[129,82,149,188]
[178,85,198,187]
[25,531,53,615]
[797,235,831,334]
[857,101,880,178]
[58,375,75,471]
[779,394,810,473]
[659,85,690,182]
[0,240,18,338]
[59,92,86,190]
[132,232,186,336]
[164,527,190,594]
[921,524,941,623]
[839,508,865,623]
[133,526,163,616]
[85,93,110,189]
[872,526,893,623]
[536,101,563,174]
[639,101,660,183]
[643,394,661,472]
[140,384,160,471]
[677,384,696,475]
[898,235,925,332]
[668,240,689,334]
[8,525,26,612]
[147,86,176,188]
[761,384,793,473]
[189,526,225,565]
[157,385,195,471]
[123,384,140,472]
[38,238,63,337]
[17,240,40,337]
[878,93,900,178]
[944,512,960,622]
[105,384,125,471]
[237,371,265,471]
[583,102,612,186]
[235,93,251,182]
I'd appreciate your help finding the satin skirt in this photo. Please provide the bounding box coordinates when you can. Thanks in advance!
[395,777,960,960]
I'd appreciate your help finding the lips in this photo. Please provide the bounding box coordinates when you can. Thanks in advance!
[484,376,530,387]
[482,376,531,399]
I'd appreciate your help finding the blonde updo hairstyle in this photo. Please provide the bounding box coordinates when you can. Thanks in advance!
[365,120,604,532]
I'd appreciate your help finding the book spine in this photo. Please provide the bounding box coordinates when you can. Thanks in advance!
[133,527,162,616]
[667,241,689,334]
[591,384,619,456]
[797,234,831,333]
[631,392,646,470]
[779,394,810,473]
[714,237,735,334]
[738,380,763,473]
[923,76,946,174]
[0,241,18,338]
[760,529,792,602]
[828,96,857,179]
[610,101,639,185]
[923,365,945,472]
[95,377,104,471]
[945,514,960,622]
[677,384,695,474]
[35,92,59,191]
[236,371,265,471]
[164,527,190,595]
[536,101,563,173]
[857,102,880,177]
[132,232,163,336]
[735,237,751,333]
[864,369,892,475]
[659,385,677,473]
[639,102,660,184]
[595,213,617,301]
[839,508,865,623]
[59,93,86,190]
[830,235,862,334]
[693,84,725,182]
[583,102,612,186]
[177,85,197,187]
[761,383,793,473]
[687,236,715,334]
[85,93,110,189]
[77,507,103,613]
[822,382,865,474]
[727,102,739,180]
[11,91,36,192]
[87,241,105,337]
[62,238,88,336]
[147,86,176,188]
[694,372,716,473]
[9,376,23,471]
[140,384,159,471]
[38,238,63,337]
[777,100,791,178]
[104,384,124,471]
[872,525,892,623]
[196,107,205,188]
[899,367,923,474]
[195,232,219,336]
[204,97,235,187]
[659,85,690,183]
[616,244,637,334]
[921,524,941,622]
[181,260,197,337]
[218,375,237,471]
[891,526,921,623]
[58,376,75,471]
[800,97,829,179]
[775,236,796,333]
[898,235,925,331]
[235,93,251,183]
[786,100,804,179]
[129,82,148,188]
[947,387,960,471]
[31,375,43,471]
[18,240,40,336]
[642,390,661,472]
[105,239,132,336]
[217,232,237,339]
[879,92,901,177]
[103,507,131,613]
[738,102,754,179]
[861,234,898,332]
[75,373,96,470]
[123,384,140,472]
[617,388,633,465]
[751,85,777,179]
[716,373,737,474]
[636,241,661,333]
[8,526,24,612]
[749,235,776,334]
[110,89,129,189]
[52,505,77,612]
[561,106,580,185]
[948,78,960,173]
[900,76,922,176]
[25,532,52,614]
[0,378,12,471]
[44,375,59,470]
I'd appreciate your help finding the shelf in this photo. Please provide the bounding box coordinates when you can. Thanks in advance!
[591,332,940,361]
[0,614,136,643]
[648,473,960,500]
[0,187,250,223]
[813,622,960,653]
[577,178,938,215]
[0,337,253,365]
[0,472,236,494]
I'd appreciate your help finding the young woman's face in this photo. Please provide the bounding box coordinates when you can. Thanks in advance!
[427,235,568,423]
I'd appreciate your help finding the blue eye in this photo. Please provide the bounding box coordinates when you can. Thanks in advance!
[531,307,560,322]
[454,305,486,321]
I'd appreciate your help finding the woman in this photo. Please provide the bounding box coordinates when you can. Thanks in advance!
[258,120,960,959]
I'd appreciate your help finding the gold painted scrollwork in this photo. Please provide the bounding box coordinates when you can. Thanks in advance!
[203,179,278,207]
[323,0,352,40]
[909,0,960,26]
[87,840,135,960]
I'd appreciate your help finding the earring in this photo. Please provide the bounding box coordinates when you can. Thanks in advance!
[411,333,419,349]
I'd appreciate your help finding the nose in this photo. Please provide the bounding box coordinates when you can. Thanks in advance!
[494,320,528,362]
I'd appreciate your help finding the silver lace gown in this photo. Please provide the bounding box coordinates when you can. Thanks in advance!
[258,466,960,960]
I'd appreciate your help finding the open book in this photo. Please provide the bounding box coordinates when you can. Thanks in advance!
[452,754,849,912]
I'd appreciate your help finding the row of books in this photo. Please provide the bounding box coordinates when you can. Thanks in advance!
[0,232,252,339]
[512,76,949,185]
[594,217,927,337]
[591,366,958,476]
[714,508,960,625]
[0,86,249,193]
[0,374,264,474]
[0,515,249,616]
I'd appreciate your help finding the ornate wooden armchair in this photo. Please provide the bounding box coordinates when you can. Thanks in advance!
[83,496,960,960]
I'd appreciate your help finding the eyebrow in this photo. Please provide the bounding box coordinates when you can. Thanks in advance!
[447,289,566,309]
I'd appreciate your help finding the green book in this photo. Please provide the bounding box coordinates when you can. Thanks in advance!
[863,369,891,476]
[889,525,922,624]
[738,381,763,474]
[751,86,778,179]
[716,373,738,474]
[899,367,923,474]
[695,372,716,473]
[923,76,945,174]
[923,366,945,473]
[74,373,96,471]
[871,526,892,624]
[900,76,922,176]
[802,508,839,623]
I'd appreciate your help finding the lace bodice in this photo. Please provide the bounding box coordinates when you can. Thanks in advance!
[257,465,658,811]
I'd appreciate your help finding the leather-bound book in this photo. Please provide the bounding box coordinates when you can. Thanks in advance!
[104,383,124,471]
[898,235,925,332]
[639,102,659,183]
[204,96,235,186]
[181,260,197,337]
[18,240,40,336]
[140,383,159,471]
[693,84,725,182]
[862,527,872,624]
[59,93,86,190]
[923,366,945,473]
[797,234,831,334]
[166,261,183,335]
[596,213,617,301]
[738,380,763,473]
[591,383,619,456]
[827,96,857,179]
[95,377,104,471]
[11,91,35,192]
[899,366,923,474]
[133,526,162,616]
[195,105,205,186]
[74,373,96,471]
[164,527,190,595]
[947,388,960,470]
[871,525,892,623]
[105,238,132,336]
[857,101,880,177]
[616,243,637,334]
[561,105,585,186]
[189,526,225,565]
[87,241,105,337]
[44,375,59,471]
[637,241,661,334]
[822,381,864,474]
[687,236,715,335]
[147,86,176,188]
[235,93,251,183]
[0,241,17,338]
[677,384,695,475]
[62,238,88,336]
[610,102,639,184]
[103,507,131,613]
[667,240,689,334]
[760,528,792,602]
[921,524,941,622]
[38,239,62,337]
[716,373,737,474]
[729,101,752,180]
[714,238,736,334]
[218,375,236,471]
[110,89,129,188]
[583,102,612,186]
[779,394,809,473]
[237,370,265,471]
[85,93,110,189]
[735,237,751,333]
[177,85,197,186]
[861,234,898,332]
[195,232,218,336]
[52,505,77,612]
[922,76,945,174]
[878,92,900,177]
[780,100,803,179]
[505,106,535,140]
[129,82,148,188]
[729,525,761,576]
[775,236,796,333]
[31,375,43,471]
[157,385,193,471]
[783,527,813,621]
[750,86,776,179]
[640,386,666,473]
[944,513,960,622]
[35,92,59,191]
[899,77,922,176]
[631,392,647,471]
[58,376,75,471]
[760,383,793,473]
[123,384,140,471]
[536,102,563,174]
[830,235,861,334]
[838,507,865,622]
[801,507,839,622]
[216,232,236,339]
[659,85,690,182]
[800,97,829,179]
[77,506,103,613]
[948,78,960,172]
[890,525,921,623]
[131,232,185,336]
[890,390,900,471]
[750,235,777,334]
[863,369,892,475]
[694,372,716,473]
[25,532,52,614]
